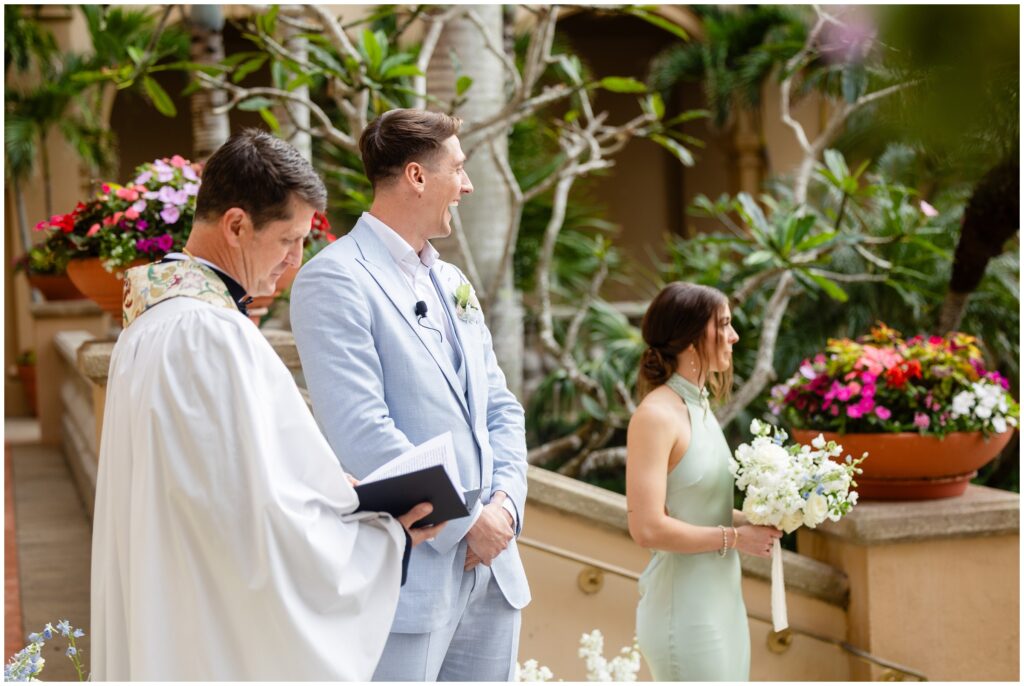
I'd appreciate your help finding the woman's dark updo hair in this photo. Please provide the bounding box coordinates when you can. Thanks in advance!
[638,282,732,401]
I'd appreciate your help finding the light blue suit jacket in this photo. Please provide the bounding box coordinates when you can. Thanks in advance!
[290,219,531,633]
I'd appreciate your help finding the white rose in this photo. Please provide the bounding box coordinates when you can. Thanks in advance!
[802,493,829,528]
[781,510,804,533]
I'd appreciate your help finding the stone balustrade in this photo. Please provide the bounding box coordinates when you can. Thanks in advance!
[47,327,1019,681]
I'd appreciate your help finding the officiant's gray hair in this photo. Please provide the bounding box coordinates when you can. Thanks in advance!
[195,128,327,230]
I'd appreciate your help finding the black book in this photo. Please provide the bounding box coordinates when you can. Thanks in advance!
[354,465,481,528]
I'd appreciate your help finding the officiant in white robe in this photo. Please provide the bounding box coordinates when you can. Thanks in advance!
[90,130,441,681]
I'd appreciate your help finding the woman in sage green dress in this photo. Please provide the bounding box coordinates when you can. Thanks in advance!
[626,282,782,681]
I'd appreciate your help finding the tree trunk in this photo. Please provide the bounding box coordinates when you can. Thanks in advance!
[276,24,312,162]
[188,5,230,161]
[938,160,1019,333]
[427,5,523,397]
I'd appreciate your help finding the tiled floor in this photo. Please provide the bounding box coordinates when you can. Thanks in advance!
[5,419,91,681]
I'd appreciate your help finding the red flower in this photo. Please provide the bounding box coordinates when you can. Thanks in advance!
[905,359,922,379]
[885,366,908,389]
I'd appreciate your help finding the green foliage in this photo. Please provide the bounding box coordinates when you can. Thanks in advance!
[646,5,807,127]
[661,148,1019,486]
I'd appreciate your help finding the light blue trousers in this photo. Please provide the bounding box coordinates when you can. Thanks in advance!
[372,563,521,681]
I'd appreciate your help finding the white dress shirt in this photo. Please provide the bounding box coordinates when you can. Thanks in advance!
[362,212,464,383]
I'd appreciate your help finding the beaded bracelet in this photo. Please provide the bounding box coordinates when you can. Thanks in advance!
[717,525,728,557]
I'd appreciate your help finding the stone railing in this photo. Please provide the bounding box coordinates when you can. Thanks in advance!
[53,328,1019,681]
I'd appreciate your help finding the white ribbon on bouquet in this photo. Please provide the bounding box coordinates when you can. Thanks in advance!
[771,538,788,631]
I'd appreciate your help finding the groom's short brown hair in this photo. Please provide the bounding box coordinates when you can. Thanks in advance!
[359,109,462,189]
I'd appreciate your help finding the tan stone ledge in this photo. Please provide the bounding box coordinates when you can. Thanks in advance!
[29,300,104,319]
[810,484,1019,545]
[527,465,850,607]
[68,329,302,385]
[54,331,97,368]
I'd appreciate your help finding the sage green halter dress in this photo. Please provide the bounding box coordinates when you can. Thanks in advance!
[635,374,750,681]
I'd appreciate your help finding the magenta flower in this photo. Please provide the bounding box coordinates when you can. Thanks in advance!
[875,406,891,421]
[913,413,931,429]
[136,220,149,230]
[847,405,864,419]
[155,233,174,252]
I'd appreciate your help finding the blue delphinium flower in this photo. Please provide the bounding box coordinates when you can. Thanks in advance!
[57,619,72,637]
[72,628,85,638]
[43,623,54,640]
[27,632,41,644]
[66,646,77,657]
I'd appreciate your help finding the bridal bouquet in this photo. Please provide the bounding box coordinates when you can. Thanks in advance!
[730,419,865,631]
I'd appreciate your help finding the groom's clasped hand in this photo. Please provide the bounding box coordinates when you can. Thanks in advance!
[464,498,515,569]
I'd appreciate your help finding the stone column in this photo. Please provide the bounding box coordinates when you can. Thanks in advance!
[797,485,1020,680]
[31,302,108,446]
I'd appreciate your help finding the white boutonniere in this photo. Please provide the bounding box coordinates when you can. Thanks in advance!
[452,282,482,324]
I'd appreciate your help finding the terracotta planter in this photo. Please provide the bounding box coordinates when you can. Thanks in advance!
[26,273,86,301]
[15,363,37,416]
[66,257,148,325]
[246,264,299,326]
[791,429,1015,500]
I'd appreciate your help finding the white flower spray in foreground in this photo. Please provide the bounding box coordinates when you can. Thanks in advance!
[731,420,866,631]
[516,630,641,682]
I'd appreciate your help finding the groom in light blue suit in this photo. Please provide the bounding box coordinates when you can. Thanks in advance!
[290,109,530,681]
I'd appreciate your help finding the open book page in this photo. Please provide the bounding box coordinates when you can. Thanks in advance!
[361,431,465,494]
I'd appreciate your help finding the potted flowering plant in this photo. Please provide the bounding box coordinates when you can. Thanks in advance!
[33,155,201,322]
[770,323,1019,500]
[13,235,84,300]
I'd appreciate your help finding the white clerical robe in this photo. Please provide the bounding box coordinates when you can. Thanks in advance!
[91,286,405,680]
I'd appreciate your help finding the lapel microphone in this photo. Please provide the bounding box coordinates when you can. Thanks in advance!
[414,300,442,342]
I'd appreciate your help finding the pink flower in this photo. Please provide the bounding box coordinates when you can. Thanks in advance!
[857,346,904,376]
[86,223,101,237]
[847,405,864,419]
[919,200,939,217]
[875,406,891,420]
[160,205,180,224]
[131,200,147,213]
[170,155,187,168]
[124,208,140,220]
[101,183,111,194]
[34,220,48,231]
[115,187,139,202]
[913,413,931,429]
